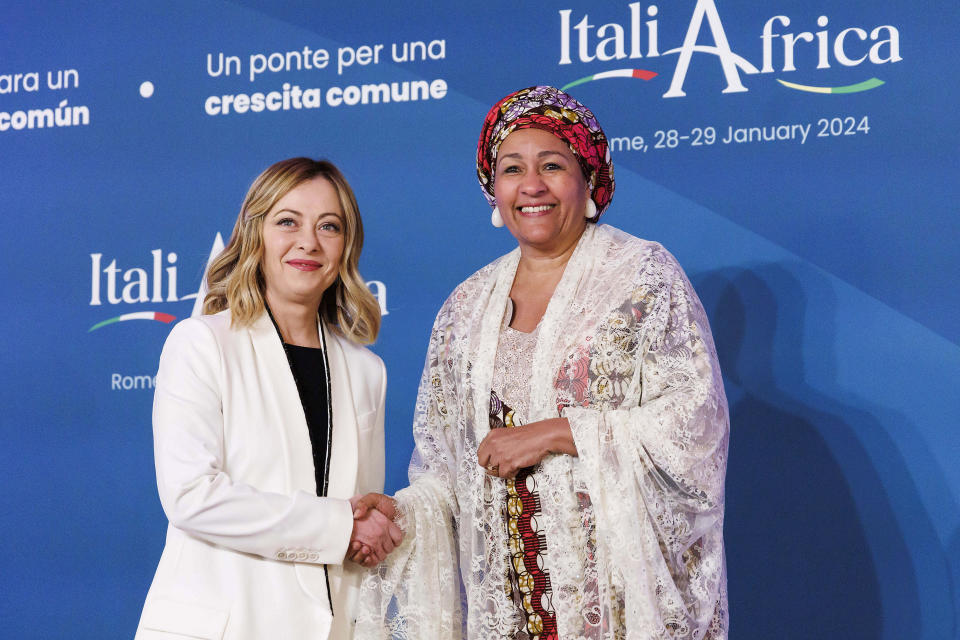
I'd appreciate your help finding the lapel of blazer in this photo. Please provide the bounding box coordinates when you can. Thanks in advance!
[323,324,359,500]
[313,324,359,608]
[248,311,316,494]
[249,311,359,610]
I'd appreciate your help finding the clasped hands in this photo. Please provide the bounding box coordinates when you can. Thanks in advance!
[347,493,402,568]
[477,417,577,479]
[344,419,575,567]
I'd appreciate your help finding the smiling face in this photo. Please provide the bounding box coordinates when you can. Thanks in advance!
[260,176,345,313]
[494,127,591,256]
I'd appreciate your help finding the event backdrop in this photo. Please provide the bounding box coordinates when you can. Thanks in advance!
[1,1,957,638]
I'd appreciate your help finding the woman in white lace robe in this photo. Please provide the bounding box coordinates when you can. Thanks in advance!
[356,86,729,640]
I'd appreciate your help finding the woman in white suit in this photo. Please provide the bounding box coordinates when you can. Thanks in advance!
[136,158,401,640]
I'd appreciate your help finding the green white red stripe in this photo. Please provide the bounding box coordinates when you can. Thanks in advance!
[562,68,658,91]
[777,77,884,94]
[88,311,176,332]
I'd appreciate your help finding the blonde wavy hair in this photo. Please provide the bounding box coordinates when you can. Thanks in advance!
[203,157,381,345]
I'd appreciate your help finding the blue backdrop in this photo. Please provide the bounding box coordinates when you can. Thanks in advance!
[1,1,957,637]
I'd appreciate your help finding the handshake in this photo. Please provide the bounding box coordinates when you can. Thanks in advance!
[347,493,403,568]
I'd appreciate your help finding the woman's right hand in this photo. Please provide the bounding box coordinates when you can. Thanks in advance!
[347,494,402,567]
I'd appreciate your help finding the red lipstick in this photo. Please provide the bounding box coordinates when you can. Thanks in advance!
[287,260,322,271]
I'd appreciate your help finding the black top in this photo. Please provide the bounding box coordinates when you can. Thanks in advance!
[283,342,330,497]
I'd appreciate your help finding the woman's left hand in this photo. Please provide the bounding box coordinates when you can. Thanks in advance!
[477,417,577,479]
[347,493,402,567]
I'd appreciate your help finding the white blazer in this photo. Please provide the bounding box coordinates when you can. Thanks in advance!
[136,310,385,640]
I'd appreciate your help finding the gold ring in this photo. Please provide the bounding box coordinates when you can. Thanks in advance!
[486,465,498,473]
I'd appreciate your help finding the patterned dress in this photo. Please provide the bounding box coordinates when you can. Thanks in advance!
[490,314,558,640]
[356,225,729,640]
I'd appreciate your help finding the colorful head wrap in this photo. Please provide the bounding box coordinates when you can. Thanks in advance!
[476,86,615,220]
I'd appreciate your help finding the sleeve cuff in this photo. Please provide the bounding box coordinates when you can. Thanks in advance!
[275,493,354,565]
[562,406,601,467]
[317,496,354,564]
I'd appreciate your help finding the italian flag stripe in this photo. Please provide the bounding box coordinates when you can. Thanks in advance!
[777,77,884,95]
[592,68,658,81]
[561,68,658,91]
[88,311,177,332]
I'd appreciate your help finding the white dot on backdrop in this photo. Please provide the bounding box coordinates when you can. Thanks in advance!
[139,81,155,98]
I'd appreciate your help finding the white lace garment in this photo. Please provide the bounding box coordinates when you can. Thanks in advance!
[356,224,729,639]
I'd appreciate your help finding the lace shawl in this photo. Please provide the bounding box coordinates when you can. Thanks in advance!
[356,224,729,639]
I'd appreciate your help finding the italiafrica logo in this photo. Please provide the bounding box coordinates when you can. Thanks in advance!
[87,235,225,332]
[87,233,390,332]
[558,1,900,97]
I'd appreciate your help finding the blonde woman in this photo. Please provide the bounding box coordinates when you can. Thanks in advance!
[136,158,401,640]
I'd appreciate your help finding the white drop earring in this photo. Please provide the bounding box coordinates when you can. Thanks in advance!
[585,198,598,220]
[491,207,505,228]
